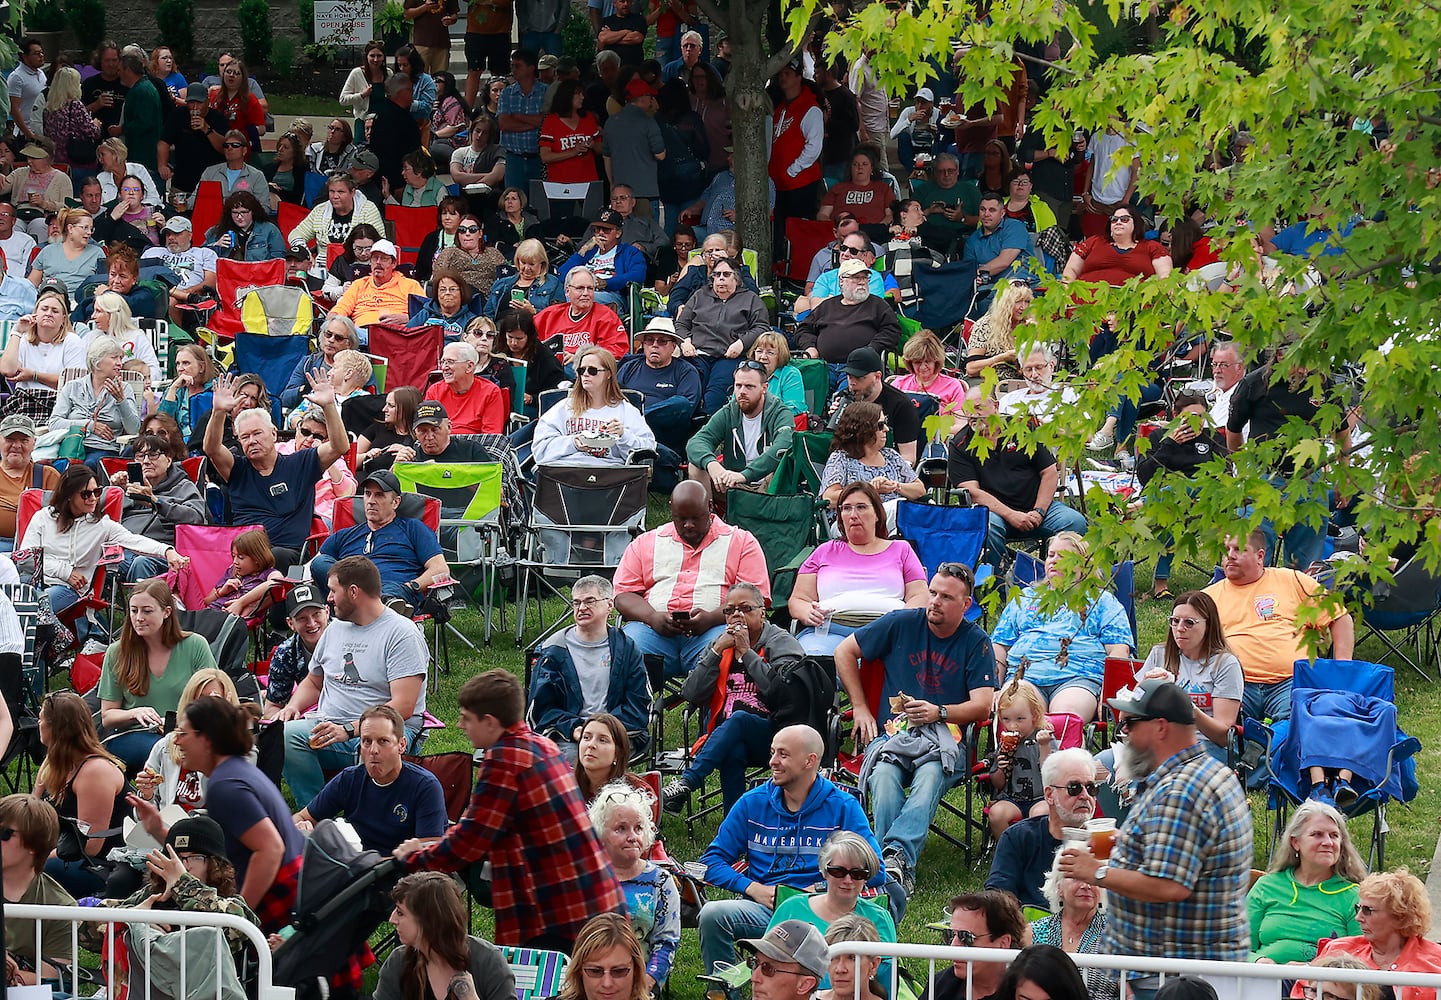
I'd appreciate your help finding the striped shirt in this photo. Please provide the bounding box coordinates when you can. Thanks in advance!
[1099,743,1251,962]
[613,518,770,615]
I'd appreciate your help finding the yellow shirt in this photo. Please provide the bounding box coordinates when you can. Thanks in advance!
[1203,567,1337,684]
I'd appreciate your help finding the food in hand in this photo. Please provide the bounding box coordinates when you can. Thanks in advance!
[999,730,1020,752]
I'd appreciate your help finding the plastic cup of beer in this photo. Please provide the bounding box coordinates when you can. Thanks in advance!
[1086,818,1117,860]
[1061,827,1090,849]
[308,729,327,749]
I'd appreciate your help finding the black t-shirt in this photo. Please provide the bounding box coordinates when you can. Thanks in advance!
[82,74,130,135]
[601,12,648,65]
[946,426,1056,510]
[1017,131,1075,206]
[1226,366,1326,442]
[163,105,229,192]
[820,84,860,169]
[326,209,356,246]
[876,382,921,449]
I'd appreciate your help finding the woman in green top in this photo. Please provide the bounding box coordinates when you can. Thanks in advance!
[1249,800,1365,963]
[750,331,808,416]
[98,577,216,770]
[767,831,896,991]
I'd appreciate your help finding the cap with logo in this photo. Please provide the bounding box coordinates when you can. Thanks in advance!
[413,400,449,427]
[1105,676,1197,725]
[285,582,327,617]
[538,54,559,70]
[165,815,228,859]
[594,208,624,230]
[737,920,828,979]
[0,414,37,439]
[162,215,193,233]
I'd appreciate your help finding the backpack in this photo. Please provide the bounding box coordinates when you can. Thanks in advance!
[656,120,707,204]
[766,656,839,762]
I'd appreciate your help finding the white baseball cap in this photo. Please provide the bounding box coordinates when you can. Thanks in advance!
[370,239,399,259]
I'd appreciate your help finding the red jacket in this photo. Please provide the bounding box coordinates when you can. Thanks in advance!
[770,87,822,191]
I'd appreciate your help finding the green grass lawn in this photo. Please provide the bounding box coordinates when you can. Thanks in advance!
[422,551,1441,987]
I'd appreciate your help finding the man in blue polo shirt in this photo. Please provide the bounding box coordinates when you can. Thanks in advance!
[203,372,348,568]
[292,704,448,854]
[961,192,1035,316]
[310,469,450,609]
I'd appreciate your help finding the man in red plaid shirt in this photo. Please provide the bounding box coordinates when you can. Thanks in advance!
[393,669,626,950]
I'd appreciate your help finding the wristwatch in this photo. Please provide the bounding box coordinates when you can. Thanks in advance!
[343,722,356,739]
[938,704,949,722]
[1094,864,1110,883]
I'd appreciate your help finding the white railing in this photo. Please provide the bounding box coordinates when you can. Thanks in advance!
[8,903,294,1000]
[833,942,1441,1000]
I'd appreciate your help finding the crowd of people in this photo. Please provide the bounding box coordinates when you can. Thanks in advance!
[0,13,1423,1000]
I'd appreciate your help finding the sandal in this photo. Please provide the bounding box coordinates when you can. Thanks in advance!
[1150,588,1174,601]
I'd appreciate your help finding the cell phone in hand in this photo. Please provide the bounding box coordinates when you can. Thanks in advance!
[127,461,142,482]
[98,544,125,566]
[671,610,691,622]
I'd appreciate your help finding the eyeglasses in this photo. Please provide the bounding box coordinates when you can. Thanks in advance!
[79,488,102,499]
[223,141,246,149]
[136,451,163,461]
[941,929,994,946]
[571,596,610,609]
[1049,781,1100,797]
[1168,616,1202,629]
[1355,903,1382,917]
[723,603,759,615]
[837,503,873,515]
[1117,716,1156,733]
[577,365,605,375]
[745,957,806,978]
[825,864,869,881]
[456,225,481,234]
[1301,987,1357,1000]
[171,726,194,738]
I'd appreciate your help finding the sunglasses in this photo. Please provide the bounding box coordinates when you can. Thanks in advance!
[223,141,246,149]
[1110,215,1133,223]
[723,603,759,615]
[737,359,767,372]
[456,225,481,234]
[79,488,103,499]
[745,957,806,978]
[839,245,868,255]
[825,864,869,881]
[941,929,993,946]
[876,420,889,430]
[937,561,974,585]
[1117,716,1156,733]
[1049,781,1100,797]
[577,365,606,375]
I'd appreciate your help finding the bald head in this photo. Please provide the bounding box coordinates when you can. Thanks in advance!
[775,724,824,759]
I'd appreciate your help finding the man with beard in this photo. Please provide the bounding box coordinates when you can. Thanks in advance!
[795,259,902,366]
[275,556,430,806]
[984,747,1098,910]
[1059,678,1252,969]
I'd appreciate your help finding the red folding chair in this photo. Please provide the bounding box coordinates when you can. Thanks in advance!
[276,202,309,243]
[190,181,224,249]
[385,205,436,267]
[775,218,836,289]
[205,259,288,340]
[365,323,445,394]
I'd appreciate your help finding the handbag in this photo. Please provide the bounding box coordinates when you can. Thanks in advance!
[57,427,86,460]
[68,136,98,165]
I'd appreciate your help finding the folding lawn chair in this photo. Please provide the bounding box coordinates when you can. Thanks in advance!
[170,523,293,664]
[514,463,649,645]
[894,500,996,622]
[724,488,827,609]
[233,332,312,426]
[17,486,123,650]
[366,323,445,395]
[1359,556,1441,681]
[385,205,437,266]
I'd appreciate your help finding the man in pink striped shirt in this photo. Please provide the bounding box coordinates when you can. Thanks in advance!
[613,480,770,678]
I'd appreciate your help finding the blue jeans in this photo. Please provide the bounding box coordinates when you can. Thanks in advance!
[622,620,726,679]
[519,30,563,55]
[1107,381,1163,443]
[642,395,699,454]
[122,552,168,583]
[681,709,772,812]
[1252,476,1332,571]
[310,553,422,604]
[594,289,625,311]
[693,355,741,417]
[795,623,859,657]
[106,729,163,770]
[699,897,771,975]
[504,151,541,202]
[867,755,964,869]
[1242,678,1292,788]
[982,500,1088,566]
[47,583,100,643]
[283,716,423,805]
[45,855,107,898]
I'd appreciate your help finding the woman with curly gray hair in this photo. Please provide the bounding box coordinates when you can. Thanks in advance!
[1030,853,1114,999]
[588,782,679,990]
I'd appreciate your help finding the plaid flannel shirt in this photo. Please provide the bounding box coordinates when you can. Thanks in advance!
[1098,743,1252,962]
[407,722,625,945]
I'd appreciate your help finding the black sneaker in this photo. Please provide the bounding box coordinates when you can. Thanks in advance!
[883,848,914,895]
[661,777,694,814]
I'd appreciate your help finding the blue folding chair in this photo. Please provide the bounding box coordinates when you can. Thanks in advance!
[1264,658,1420,868]
[894,500,993,622]
[232,332,311,426]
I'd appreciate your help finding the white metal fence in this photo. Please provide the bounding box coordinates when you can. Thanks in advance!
[8,903,294,1000]
[834,942,1441,1000]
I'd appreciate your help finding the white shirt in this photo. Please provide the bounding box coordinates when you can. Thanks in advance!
[740,411,763,461]
[1210,381,1248,442]
[1088,130,1135,204]
[0,230,37,280]
[142,244,218,289]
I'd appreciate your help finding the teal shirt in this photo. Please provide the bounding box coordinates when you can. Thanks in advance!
[769,892,897,990]
[768,364,807,415]
[1247,869,1361,963]
[911,177,980,234]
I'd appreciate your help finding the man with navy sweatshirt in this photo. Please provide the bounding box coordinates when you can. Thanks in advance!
[699,724,885,981]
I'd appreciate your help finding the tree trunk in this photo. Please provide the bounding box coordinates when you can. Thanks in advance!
[726,2,776,278]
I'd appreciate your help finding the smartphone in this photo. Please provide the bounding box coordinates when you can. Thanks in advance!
[98,544,125,566]
[672,610,691,622]
[127,461,142,483]
[511,289,525,302]
[163,711,176,733]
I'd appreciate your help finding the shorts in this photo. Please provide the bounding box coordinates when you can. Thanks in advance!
[1035,675,1103,703]
[993,795,1042,815]
[465,32,512,75]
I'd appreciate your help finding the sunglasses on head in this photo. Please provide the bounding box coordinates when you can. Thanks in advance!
[737,359,766,372]
[937,561,974,586]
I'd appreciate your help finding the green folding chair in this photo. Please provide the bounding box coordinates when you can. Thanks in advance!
[501,946,569,1000]
[392,461,507,644]
[768,430,833,497]
[726,489,827,607]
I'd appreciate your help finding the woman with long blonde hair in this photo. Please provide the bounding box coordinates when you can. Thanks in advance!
[43,66,101,168]
[555,914,648,1000]
[966,279,1032,382]
[532,346,654,466]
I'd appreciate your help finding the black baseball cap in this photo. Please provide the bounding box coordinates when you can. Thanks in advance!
[359,469,401,494]
[413,401,448,427]
[1106,677,1196,724]
[594,208,624,230]
[844,347,884,378]
[286,583,327,617]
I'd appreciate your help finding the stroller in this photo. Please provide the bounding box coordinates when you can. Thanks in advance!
[272,820,405,996]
